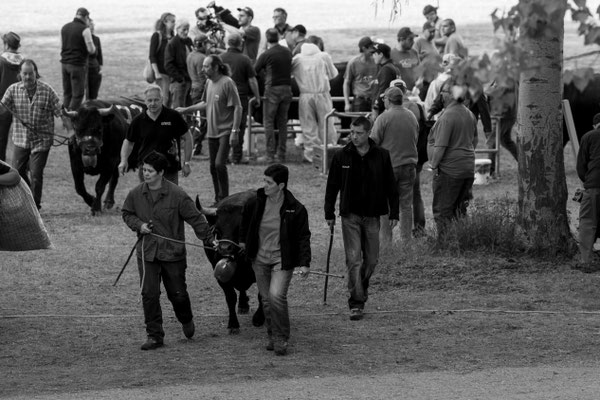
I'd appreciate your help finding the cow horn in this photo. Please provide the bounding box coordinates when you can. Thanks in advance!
[195,195,217,216]
[97,105,115,116]
[63,109,78,118]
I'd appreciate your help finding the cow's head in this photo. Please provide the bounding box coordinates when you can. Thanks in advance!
[196,192,255,258]
[63,105,115,168]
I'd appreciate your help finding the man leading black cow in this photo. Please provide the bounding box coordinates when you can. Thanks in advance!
[118,84,193,185]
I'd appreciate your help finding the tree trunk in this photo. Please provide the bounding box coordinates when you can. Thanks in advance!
[516,0,574,254]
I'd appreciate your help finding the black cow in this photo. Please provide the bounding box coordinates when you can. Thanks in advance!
[563,74,600,144]
[65,99,144,215]
[196,191,265,334]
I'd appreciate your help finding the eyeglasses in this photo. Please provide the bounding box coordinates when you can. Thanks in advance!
[197,16,208,21]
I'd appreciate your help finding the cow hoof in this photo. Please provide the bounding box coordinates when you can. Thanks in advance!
[90,209,101,216]
[228,328,241,335]
[104,201,115,210]
[237,306,249,315]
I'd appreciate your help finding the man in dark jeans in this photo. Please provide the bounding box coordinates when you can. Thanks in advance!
[60,7,96,110]
[122,152,214,350]
[220,33,261,164]
[255,28,292,163]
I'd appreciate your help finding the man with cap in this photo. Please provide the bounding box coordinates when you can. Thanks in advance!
[220,33,261,164]
[390,27,420,92]
[576,113,600,266]
[343,37,378,115]
[413,21,439,101]
[371,42,400,118]
[0,31,24,161]
[60,7,96,111]
[370,86,419,245]
[187,33,214,155]
[423,4,445,53]
[290,24,307,56]
[439,19,468,59]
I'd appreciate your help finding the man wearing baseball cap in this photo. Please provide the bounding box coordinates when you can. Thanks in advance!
[390,27,420,92]
[372,43,400,118]
[236,7,261,63]
[423,4,445,53]
[343,36,377,115]
[60,8,96,110]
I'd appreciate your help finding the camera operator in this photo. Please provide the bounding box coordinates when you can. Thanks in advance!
[190,6,226,51]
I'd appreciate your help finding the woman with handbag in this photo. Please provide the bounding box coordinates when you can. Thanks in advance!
[148,12,175,106]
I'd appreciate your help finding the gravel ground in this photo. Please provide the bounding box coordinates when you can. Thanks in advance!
[5,366,600,400]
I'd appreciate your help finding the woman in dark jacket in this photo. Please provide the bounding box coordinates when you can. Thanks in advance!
[149,12,175,106]
[240,164,311,356]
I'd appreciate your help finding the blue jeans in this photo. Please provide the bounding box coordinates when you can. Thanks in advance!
[252,261,294,343]
[61,63,87,110]
[341,213,380,310]
[413,164,425,232]
[137,257,193,341]
[263,85,292,158]
[209,135,230,203]
[86,66,102,100]
[0,111,12,161]
[432,171,474,238]
[578,188,600,263]
[381,164,416,244]
[12,146,50,209]
[231,95,248,162]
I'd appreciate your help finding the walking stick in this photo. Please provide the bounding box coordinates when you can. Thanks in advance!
[113,237,141,286]
[323,224,335,305]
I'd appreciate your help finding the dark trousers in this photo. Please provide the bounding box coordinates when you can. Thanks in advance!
[61,63,87,110]
[137,257,193,340]
[231,95,248,162]
[12,146,50,209]
[0,111,12,161]
[86,66,102,100]
[432,171,474,238]
[413,164,425,232]
[209,135,230,203]
[487,113,518,174]
[263,85,292,158]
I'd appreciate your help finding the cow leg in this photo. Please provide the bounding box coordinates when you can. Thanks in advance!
[238,290,250,314]
[92,170,113,215]
[69,149,95,208]
[103,166,119,210]
[252,292,265,327]
[218,281,241,334]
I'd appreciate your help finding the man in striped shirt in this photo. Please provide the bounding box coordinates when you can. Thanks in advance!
[1,59,68,209]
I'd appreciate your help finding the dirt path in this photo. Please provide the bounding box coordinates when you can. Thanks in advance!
[3,366,599,400]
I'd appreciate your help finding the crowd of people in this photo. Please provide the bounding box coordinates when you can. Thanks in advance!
[6,3,584,355]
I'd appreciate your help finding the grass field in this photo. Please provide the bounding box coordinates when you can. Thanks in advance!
[1,21,600,398]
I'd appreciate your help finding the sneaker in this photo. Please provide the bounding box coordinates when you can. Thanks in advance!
[182,320,195,338]
[274,341,288,356]
[140,337,164,350]
[266,337,274,351]
[349,308,363,321]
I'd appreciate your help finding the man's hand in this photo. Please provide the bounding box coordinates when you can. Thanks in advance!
[344,101,351,112]
[118,160,128,176]
[238,242,246,256]
[389,219,398,229]
[297,266,309,279]
[251,96,261,108]
[175,106,188,114]
[326,219,335,228]
[182,163,191,177]
[140,222,153,235]
[230,131,239,146]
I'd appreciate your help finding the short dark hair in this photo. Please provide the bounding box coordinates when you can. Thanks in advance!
[19,59,41,79]
[264,163,289,189]
[306,35,324,51]
[351,116,372,132]
[143,151,169,173]
[265,28,279,44]
[273,7,287,17]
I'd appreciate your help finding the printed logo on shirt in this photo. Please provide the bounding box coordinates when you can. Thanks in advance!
[285,209,295,213]
[161,122,172,126]
[342,165,350,169]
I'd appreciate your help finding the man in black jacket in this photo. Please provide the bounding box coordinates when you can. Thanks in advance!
[240,164,311,356]
[324,116,399,321]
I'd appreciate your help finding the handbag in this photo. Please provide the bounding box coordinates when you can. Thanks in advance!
[143,60,155,84]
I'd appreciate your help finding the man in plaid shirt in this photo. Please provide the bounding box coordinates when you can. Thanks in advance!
[1,59,68,209]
